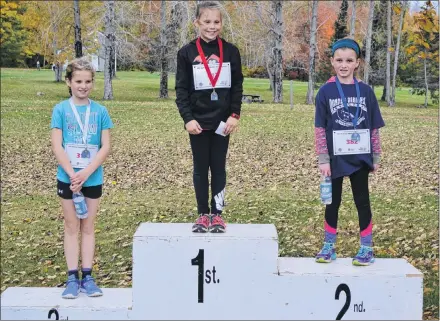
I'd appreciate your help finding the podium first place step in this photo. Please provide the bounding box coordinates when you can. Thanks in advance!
[132,223,279,320]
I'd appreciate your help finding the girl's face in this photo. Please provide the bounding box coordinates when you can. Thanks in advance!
[331,48,360,81]
[195,8,222,42]
[66,70,94,102]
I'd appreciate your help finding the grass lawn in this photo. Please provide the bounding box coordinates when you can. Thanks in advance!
[1,69,438,319]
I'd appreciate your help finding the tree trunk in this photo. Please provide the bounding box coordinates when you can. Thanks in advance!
[180,1,189,47]
[266,58,274,91]
[103,0,115,100]
[306,0,318,105]
[167,1,184,73]
[73,0,83,58]
[113,44,116,79]
[349,0,356,37]
[52,21,60,82]
[272,0,283,103]
[390,2,406,107]
[364,0,375,84]
[159,0,168,98]
[385,0,391,105]
[424,55,428,107]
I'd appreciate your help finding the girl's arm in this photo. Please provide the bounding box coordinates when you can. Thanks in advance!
[71,129,111,186]
[371,128,381,165]
[315,127,330,164]
[51,128,75,178]
[224,45,244,135]
[368,86,385,167]
[314,89,331,176]
[314,89,330,163]
[175,49,194,124]
[229,45,244,116]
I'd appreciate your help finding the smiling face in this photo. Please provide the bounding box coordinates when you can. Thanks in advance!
[331,48,360,83]
[66,70,94,104]
[194,8,222,42]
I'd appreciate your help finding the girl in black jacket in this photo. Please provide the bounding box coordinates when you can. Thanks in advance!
[175,1,243,233]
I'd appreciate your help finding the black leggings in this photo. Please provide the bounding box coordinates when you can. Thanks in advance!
[189,130,230,214]
[325,167,372,233]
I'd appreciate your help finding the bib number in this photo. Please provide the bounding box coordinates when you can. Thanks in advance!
[65,143,98,169]
[193,62,231,90]
[333,129,370,155]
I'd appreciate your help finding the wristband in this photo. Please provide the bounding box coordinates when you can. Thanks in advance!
[231,113,240,120]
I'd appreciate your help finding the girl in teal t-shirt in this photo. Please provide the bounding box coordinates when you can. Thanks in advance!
[50,58,113,299]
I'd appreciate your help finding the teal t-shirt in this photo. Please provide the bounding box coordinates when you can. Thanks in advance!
[50,99,114,187]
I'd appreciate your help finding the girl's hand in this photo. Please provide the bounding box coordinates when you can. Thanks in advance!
[185,120,203,135]
[319,163,331,177]
[70,169,90,187]
[70,183,82,194]
[372,164,379,173]
[224,117,239,135]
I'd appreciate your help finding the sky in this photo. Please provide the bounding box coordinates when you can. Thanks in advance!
[410,0,439,13]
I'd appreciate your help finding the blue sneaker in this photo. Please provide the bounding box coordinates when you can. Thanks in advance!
[315,242,337,263]
[80,275,103,297]
[61,274,80,299]
[352,245,375,266]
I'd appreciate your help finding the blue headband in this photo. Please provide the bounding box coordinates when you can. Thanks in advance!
[331,39,360,57]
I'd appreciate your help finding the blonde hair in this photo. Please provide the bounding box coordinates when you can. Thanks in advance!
[65,57,95,96]
[65,57,95,81]
[195,1,222,19]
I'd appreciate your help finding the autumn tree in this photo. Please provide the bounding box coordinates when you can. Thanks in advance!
[405,0,439,107]
[18,1,101,78]
[0,1,28,67]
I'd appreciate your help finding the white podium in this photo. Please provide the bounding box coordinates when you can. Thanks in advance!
[275,257,423,320]
[0,288,131,320]
[1,223,423,320]
[132,223,278,320]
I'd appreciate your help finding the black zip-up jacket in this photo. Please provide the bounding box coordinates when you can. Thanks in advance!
[175,37,243,130]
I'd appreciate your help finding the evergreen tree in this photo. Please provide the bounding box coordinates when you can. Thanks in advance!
[316,0,349,82]
[333,0,349,41]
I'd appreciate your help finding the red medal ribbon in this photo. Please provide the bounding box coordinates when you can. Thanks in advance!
[196,37,223,89]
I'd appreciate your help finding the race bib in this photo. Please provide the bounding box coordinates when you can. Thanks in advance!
[193,62,231,90]
[333,129,370,155]
[65,143,99,169]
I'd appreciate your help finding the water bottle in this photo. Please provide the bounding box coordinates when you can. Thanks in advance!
[73,192,88,219]
[320,176,332,205]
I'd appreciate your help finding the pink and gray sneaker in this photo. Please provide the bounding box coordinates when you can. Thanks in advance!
[192,214,210,233]
[210,214,226,233]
